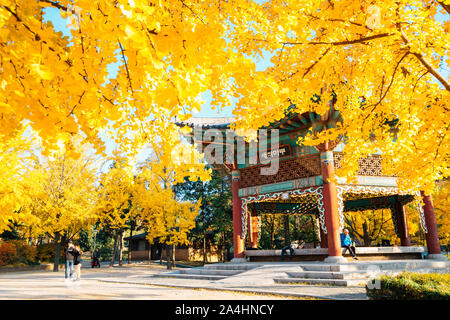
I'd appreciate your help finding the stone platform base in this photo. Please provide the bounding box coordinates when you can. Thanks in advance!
[245,246,426,262]
[273,259,450,286]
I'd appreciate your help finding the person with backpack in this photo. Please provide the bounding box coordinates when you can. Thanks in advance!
[64,241,75,280]
[72,245,83,281]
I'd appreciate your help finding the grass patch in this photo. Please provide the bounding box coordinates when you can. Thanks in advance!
[366,272,450,300]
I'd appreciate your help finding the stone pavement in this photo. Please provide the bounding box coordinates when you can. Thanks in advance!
[0,263,367,300]
[0,267,287,300]
[102,262,367,300]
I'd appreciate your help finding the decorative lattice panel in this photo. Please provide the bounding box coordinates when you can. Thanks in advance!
[333,153,386,176]
[240,153,321,188]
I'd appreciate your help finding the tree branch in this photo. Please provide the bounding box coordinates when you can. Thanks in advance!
[303,47,331,77]
[376,51,410,106]
[438,1,450,14]
[398,28,450,91]
[284,33,393,46]
[40,0,68,11]
[118,40,134,94]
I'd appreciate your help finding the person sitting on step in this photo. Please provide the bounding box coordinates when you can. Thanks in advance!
[281,240,304,261]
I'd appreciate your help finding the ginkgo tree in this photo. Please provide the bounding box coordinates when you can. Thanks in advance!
[344,208,420,246]
[133,180,200,269]
[1,0,449,252]
[24,143,99,271]
[131,117,209,269]
[95,157,136,266]
[0,0,252,158]
[1,0,449,194]
[433,180,450,246]
[0,128,35,234]
[228,0,450,194]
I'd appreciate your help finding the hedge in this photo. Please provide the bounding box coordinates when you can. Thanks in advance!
[366,272,450,300]
[0,240,38,266]
[36,243,65,263]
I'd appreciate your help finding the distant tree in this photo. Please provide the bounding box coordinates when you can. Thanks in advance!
[95,158,136,267]
[174,169,233,263]
[433,180,450,248]
[25,146,99,271]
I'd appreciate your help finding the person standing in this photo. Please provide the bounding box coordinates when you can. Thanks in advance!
[340,229,358,260]
[92,248,101,268]
[64,241,75,280]
[73,245,83,281]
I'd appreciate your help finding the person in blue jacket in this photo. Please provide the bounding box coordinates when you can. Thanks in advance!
[341,229,358,260]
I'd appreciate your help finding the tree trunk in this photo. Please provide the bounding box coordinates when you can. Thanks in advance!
[222,232,226,263]
[53,232,61,272]
[312,216,317,248]
[119,231,124,266]
[166,244,172,270]
[270,218,275,249]
[172,244,176,268]
[128,228,133,264]
[159,244,163,265]
[110,231,119,267]
[284,215,290,246]
[363,221,370,246]
[203,234,207,265]
[148,240,152,264]
[315,217,321,243]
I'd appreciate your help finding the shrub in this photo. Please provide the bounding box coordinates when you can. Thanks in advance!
[8,240,38,265]
[0,242,17,266]
[98,246,113,261]
[366,272,450,300]
[0,240,41,266]
[36,243,64,263]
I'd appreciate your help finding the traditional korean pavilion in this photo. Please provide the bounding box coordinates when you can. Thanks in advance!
[176,107,445,262]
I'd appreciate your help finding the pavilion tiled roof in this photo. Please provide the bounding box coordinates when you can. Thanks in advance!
[174,116,235,129]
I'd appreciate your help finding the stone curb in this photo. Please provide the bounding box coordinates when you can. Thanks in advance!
[0,264,57,273]
[97,279,338,300]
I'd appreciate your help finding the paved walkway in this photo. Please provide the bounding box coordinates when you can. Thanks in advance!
[0,263,367,300]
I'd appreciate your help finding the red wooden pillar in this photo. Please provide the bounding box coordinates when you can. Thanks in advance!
[249,210,259,249]
[232,169,245,259]
[421,192,445,259]
[320,151,345,262]
[394,198,411,246]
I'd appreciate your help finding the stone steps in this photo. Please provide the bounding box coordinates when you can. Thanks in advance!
[276,260,450,287]
[153,260,450,284]
[286,271,370,280]
[203,263,261,271]
[178,269,242,276]
[153,273,227,280]
[153,263,260,281]
[274,277,367,287]
[297,260,450,272]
